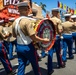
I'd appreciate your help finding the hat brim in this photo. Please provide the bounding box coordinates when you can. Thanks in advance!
[0,20,4,23]
[9,18,15,21]
[16,1,29,7]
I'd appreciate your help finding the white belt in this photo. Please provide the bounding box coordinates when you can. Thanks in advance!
[72,32,76,34]
[63,33,72,35]
[56,35,59,37]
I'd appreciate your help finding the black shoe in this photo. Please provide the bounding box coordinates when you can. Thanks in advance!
[26,63,30,66]
[42,56,46,58]
[74,52,76,54]
[48,70,54,75]
[8,70,16,75]
[9,57,14,60]
[57,63,66,69]
[69,55,74,59]
[61,64,66,68]
[38,57,42,61]
[0,62,1,65]
[63,60,67,62]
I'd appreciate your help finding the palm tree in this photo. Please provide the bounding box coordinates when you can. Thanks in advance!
[39,2,46,13]
[34,2,46,13]
[34,2,37,4]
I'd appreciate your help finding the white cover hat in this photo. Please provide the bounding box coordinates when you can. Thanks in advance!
[0,20,4,23]
[71,15,76,18]
[32,8,38,12]
[64,13,71,17]
[17,1,29,7]
[52,8,60,12]
[9,18,15,21]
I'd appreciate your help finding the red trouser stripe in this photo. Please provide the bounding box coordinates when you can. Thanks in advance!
[2,43,12,71]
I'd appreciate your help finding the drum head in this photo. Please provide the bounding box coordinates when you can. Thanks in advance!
[36,19,56,51]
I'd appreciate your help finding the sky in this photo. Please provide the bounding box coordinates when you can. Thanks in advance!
[32,0,76,16]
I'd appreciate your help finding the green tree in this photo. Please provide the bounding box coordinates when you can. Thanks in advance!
[39,2,46,13]
[34,2,46,13]
[34,2,37,4]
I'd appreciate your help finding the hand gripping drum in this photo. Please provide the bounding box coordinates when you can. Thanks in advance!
[35,19,56,51]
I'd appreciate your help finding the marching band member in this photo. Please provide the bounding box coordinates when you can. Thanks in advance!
[0,20,15,75]
[8,18,17,60]
[62,13,74,63]
[48,8,65,75]
[32,8,47,58]
[71,15,76,53]
[3,21,10,54]
[3,18,16,60]
[12,1,50,75]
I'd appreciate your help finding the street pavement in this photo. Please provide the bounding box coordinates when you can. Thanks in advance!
[0,50,76,75]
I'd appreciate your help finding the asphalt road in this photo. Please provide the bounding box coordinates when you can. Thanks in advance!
[0,50,76,75]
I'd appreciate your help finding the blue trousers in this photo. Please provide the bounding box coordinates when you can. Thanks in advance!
[16,43,41,75]
[3,41,9,52]
[9,40,17,59]
[41,50,46,58]
[0,42,12,74]
[72,32,76,52]
[62,34,73,61]
[48,35,63,73]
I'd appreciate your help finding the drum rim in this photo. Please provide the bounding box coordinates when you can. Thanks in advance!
[36,19,56,51]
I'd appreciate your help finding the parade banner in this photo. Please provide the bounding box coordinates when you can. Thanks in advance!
[36,19,56,51]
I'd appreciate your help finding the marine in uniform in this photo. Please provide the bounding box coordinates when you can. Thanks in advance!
[48,8,65,75]
[0,20,15,75]
[8,18,17,60]
[12,1,50,75]
[62,13,74,62]
[3,21,10,54]
[71,15,76,53]
[3,18,16,60]
[32,8,47,58]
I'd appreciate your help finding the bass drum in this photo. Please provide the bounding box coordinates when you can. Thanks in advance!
[33,19,56,51]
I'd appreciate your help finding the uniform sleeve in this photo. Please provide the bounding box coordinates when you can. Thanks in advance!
[12,21,17,37]
[0,26,5,38]
[71,22,75,26]
[58,24,63,30]
[57,18,61,25]
[62,22,67,27]
[0,26,3,33]
[25,21,35,36]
